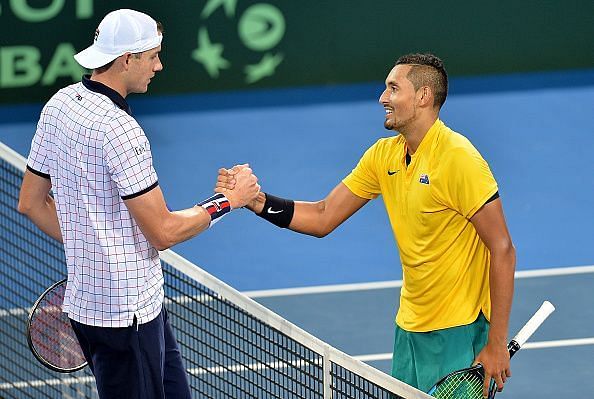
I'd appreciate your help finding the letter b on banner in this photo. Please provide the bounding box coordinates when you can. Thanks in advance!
[0,46,42,88]
[1,44,84,88]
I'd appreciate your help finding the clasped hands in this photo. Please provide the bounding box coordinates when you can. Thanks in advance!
[215,164,261,210]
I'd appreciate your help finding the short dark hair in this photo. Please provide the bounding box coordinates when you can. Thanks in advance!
[395,53,448,109]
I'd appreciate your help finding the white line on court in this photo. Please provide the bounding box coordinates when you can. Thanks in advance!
[2,266,592,317]
[353,337,594,363]
[243,264,594,298]
[3,338,592,391]
[0,375,95,390]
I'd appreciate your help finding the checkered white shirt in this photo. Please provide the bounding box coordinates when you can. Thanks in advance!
[27,76,163,327]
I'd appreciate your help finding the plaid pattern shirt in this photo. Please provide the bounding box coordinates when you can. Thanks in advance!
[27,76,163,327]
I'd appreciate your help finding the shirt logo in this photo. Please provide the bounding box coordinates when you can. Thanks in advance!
[419,174,430,184]
[387,170,399,176]
[133,145,147,156]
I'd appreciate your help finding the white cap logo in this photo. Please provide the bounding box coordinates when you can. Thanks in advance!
[74,9,162,69]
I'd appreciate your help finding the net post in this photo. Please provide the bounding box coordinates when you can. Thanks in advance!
[323,344,333,399]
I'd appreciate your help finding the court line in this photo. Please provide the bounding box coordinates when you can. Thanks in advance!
[0,375,94,390]
[0,358,324,390]
[3,265,592,317]
[244,265,594,298]
[353,337,594,362]
[4,337,592,391]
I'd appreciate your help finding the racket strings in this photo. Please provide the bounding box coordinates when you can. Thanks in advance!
[432,371,484,399]
[29,282,86,370]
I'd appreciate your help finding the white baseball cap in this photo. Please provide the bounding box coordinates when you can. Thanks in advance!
[74,9,162,69]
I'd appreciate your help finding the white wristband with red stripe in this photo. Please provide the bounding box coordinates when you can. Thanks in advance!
[198,193,232,227]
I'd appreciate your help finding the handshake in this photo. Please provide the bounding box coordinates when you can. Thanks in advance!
[215,164,263,211]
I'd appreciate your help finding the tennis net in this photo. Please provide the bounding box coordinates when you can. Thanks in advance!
[0,140,431,399]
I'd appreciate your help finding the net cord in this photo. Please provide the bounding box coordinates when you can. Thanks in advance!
[0,139,432,399]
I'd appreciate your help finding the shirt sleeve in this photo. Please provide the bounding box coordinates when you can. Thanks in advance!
[437,146,498,218]
[27,109,52,178]
[342,141,381,200]
[103,115,158,199]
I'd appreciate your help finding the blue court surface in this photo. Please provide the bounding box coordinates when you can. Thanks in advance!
[1,69,593,398]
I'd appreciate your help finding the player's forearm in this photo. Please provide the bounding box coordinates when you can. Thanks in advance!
[156,206,212,250]
[289,200,336,237]
[248,184,367,237]
[248,192,334,237]
[126,187,235,250]
[487,243,516,344]
[18,194,63,243]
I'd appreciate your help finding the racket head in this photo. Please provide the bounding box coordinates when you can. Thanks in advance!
[427,364,485,399]
[26,279,87,373]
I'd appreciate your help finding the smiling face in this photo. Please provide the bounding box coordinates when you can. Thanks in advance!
[378,64,420,132]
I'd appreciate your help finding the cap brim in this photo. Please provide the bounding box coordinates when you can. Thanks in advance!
[74,45,121,70]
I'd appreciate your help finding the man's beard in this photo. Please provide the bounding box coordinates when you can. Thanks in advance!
[383,107,417,132]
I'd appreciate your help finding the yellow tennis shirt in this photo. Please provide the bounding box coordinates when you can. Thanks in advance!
[343,119,498,332]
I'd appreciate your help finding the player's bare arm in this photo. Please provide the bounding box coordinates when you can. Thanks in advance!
[127,167,260,250]
[18,170,63,242]
[288,183,368,237]
[470,197,516,396]
[216,166,368,237]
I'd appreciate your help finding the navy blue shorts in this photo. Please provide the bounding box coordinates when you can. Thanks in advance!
[70,307,191,399]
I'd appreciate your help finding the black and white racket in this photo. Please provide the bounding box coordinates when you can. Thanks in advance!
[427,301,555,399]
[26,279,87,373]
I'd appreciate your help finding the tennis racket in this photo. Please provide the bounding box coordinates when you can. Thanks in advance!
[26,279,87,373]
[427,301,555,399]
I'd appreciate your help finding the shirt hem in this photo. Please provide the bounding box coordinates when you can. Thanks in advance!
[66,306,162,328]
[341,179,378,200]
[26,164,50,179]
[395,308,489,333]
[121,180,159,200]
[465,185,499,219]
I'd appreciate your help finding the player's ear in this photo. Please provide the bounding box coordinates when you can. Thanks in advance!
[119,53,133,70]
[417,86,432,107]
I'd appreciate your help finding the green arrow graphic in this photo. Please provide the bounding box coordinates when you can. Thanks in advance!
[245,53,284,84]
[191,28,230,78]
[201,0,237,19]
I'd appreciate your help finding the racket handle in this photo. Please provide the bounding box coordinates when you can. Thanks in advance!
[508,301,555,358]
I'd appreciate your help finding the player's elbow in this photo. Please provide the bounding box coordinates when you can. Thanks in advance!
[311,219,339,238]
[312,224,336,238]
[132,209,181,251]
[144,230,175,251]
[500,239,516,258]
[310,201,338,238]
[505,242,516,265]
[492,239,516,269]
[152,239,172,251]
[311,230,329,238]
[17,196,34,216]
[151,229,178,251]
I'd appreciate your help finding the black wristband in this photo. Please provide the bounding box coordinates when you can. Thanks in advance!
[257,193,294,228]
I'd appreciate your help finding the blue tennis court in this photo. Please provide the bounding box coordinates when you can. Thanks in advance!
[1,69,593,398]
[251,267,594,398]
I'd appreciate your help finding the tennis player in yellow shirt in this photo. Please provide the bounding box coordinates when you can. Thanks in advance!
[217,53,516,397]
